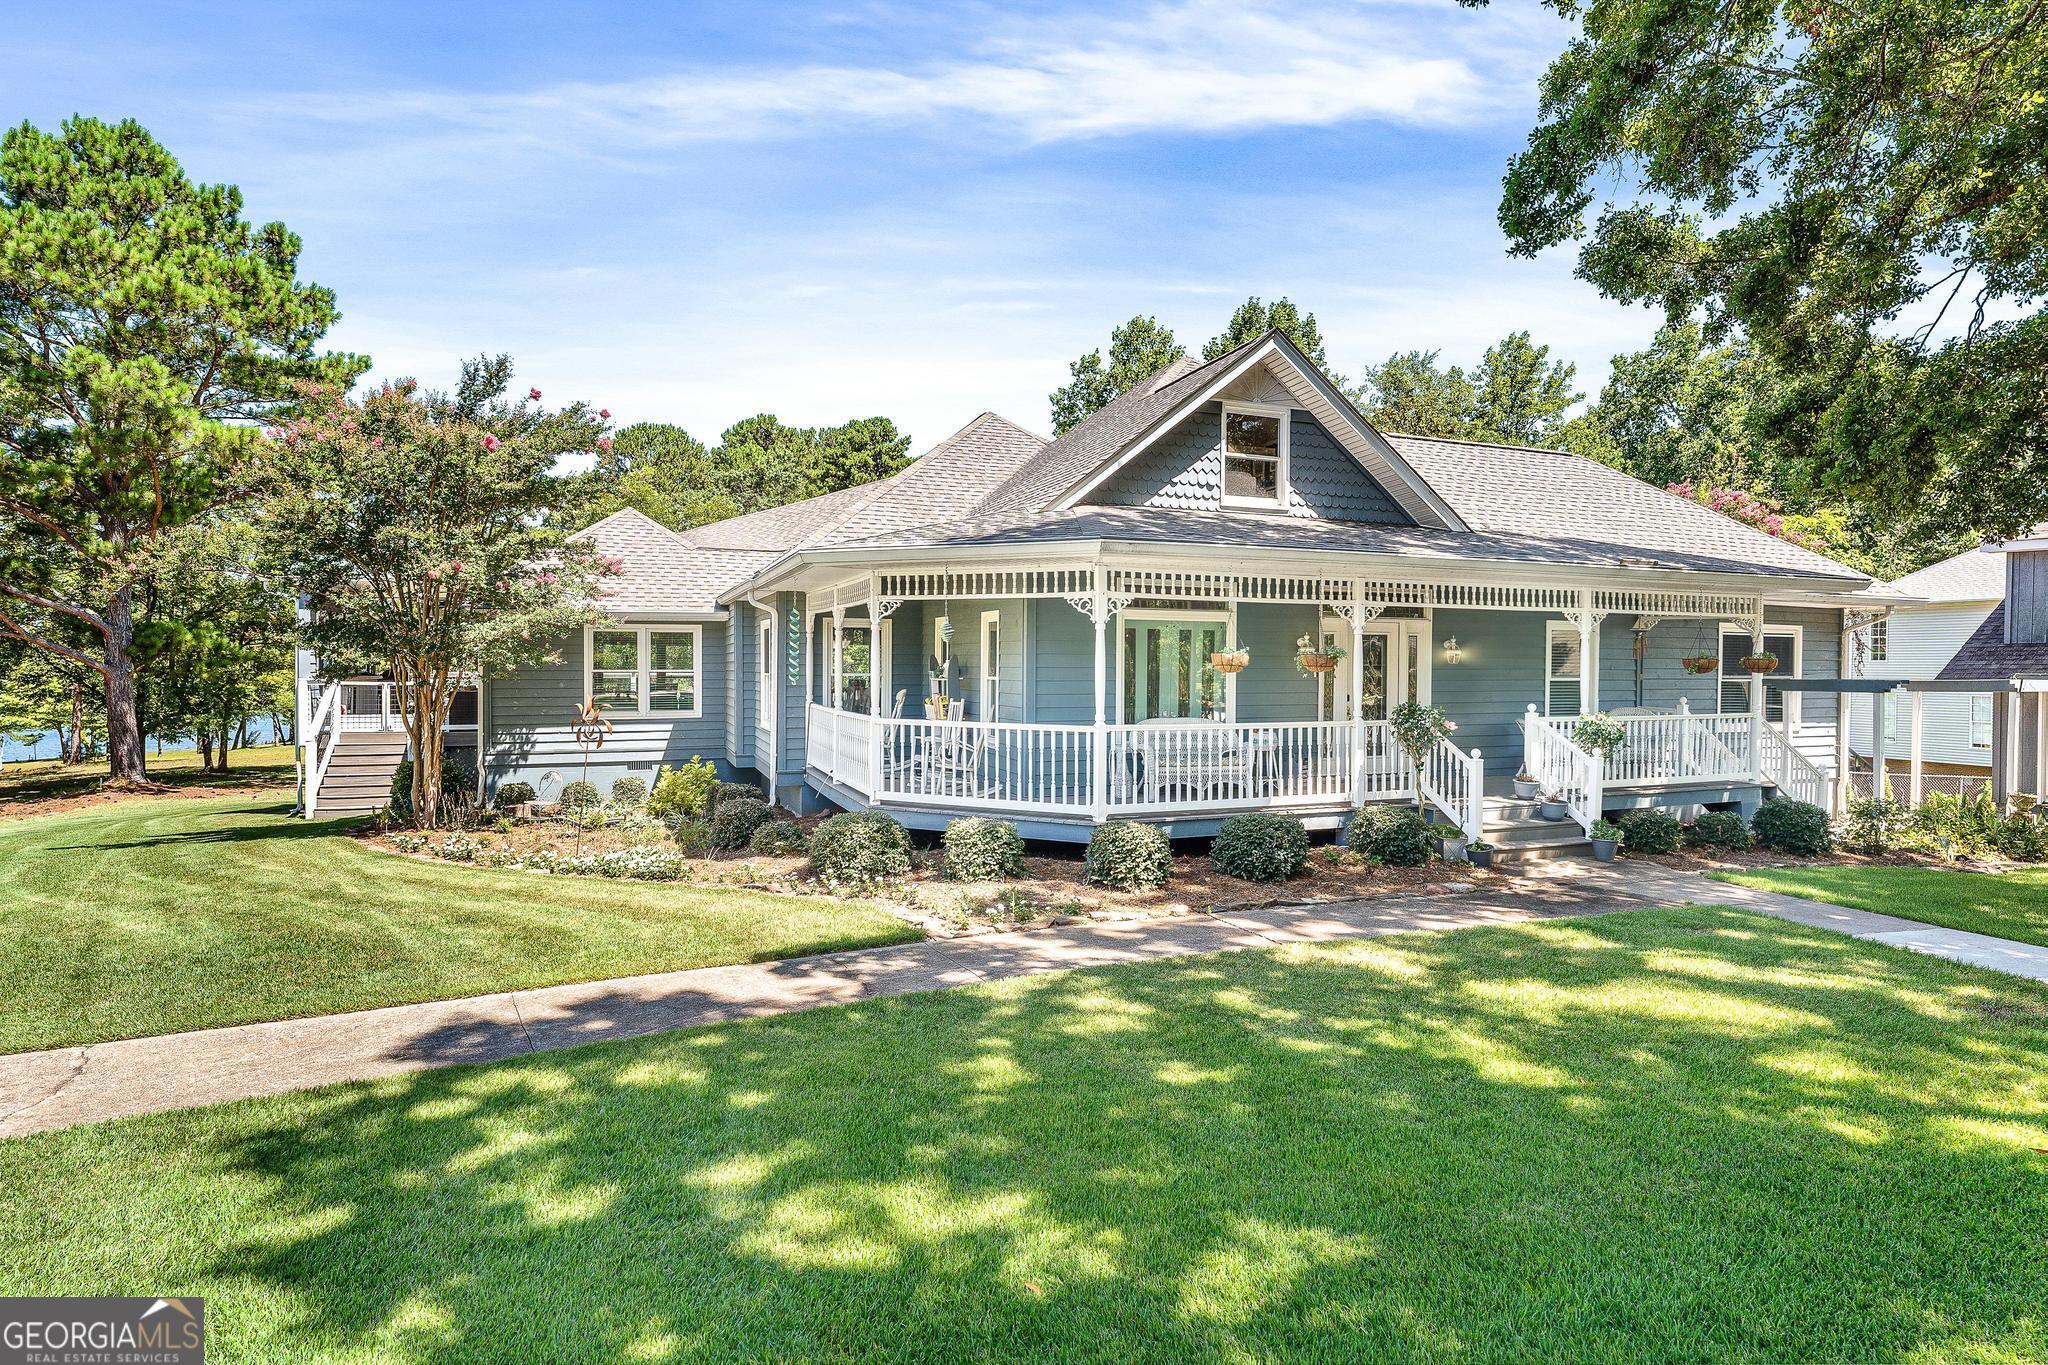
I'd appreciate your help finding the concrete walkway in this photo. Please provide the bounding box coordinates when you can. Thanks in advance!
[4,864,2045,1139]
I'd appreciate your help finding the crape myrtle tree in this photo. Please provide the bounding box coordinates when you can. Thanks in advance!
[265,358,620,826]
[1487,0,2048,538]
[0,117,359,783]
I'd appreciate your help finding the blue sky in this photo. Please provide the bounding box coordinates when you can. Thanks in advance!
[15,0,1668,452]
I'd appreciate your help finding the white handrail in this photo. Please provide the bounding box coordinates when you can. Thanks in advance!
[1760,724,1830,810]
[1522,706,1600,836]
[303,682,344,818]
[1417,735,1485,842]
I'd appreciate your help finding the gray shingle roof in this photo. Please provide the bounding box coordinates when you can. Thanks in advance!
[681,411,1048,553]
[1889,542,2008,603]
[826,502,1859,580]
[1937,604,2048,681]
[1380,432,1868,582]
[573,507,777,615]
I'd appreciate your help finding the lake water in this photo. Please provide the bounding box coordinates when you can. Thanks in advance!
[5,716,286,764]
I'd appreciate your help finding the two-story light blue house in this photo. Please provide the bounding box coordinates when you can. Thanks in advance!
[305,331,1893,854]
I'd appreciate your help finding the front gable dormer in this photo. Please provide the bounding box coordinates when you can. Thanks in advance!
[1082,356,1416,524]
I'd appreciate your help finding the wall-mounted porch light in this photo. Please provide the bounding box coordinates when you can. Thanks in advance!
[1442,636,1462,665]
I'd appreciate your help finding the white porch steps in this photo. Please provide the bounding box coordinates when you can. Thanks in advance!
[1479,793,1592,866]
[311,733,407,817]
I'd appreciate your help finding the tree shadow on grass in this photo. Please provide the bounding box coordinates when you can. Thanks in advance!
[56,810,365,851]
[158,908,2048,1360]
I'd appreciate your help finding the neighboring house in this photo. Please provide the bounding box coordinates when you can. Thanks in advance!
[1930,527,2048,805]
[300,330,1892,850]
[1846,543,2002,789]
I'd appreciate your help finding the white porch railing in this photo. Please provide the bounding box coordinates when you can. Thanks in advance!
[1551,702,1752,788]
[1104,720,1361,814]
[300,681,344,817]
[876,717,1095,814]
[1521,708,1602,836]
[1418,734,1485,842]
[1760,723,1830,808]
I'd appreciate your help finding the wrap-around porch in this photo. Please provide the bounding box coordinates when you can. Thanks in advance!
[797,563,1833,841]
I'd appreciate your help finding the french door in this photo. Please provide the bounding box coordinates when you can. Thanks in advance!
[1319,618,1408,722]
[1121,617,1231,722]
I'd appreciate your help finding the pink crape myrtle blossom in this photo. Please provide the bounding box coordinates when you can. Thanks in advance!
[596,436,613,453]
[481,434,500,452]
[598,408,611,419]
[528,388,542,400]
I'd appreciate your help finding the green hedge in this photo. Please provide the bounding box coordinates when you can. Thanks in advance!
[609,775,648,808]
[1616,809,1682,855]
[747,821,810,856]
[1753,799,1831,855]
[1085,822,1173,890]
[707,780,763,815]
[810,811,912,883]
[494,781,536,810]
[1211,812,1309,882]
[1347,804,1431,866]
[708,795,773,850]
[557,779,602,814]
[1688,810,1751,849]
[943,818,1026,881]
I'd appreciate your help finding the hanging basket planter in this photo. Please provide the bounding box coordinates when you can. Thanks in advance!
[1208,649,1251,674]
[1681,655,1720,675]
[1740,652,1781,675]
[1296,652,1341,674]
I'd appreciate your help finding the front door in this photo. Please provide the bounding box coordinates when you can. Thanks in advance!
[1319,618,1407,722]
[1122,616,1231,722]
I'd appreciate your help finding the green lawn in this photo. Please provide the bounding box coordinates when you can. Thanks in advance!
[4,907,2044,1362]
[0,742,297,807]
[1711,864,2048,949]
[0,796,919,1054]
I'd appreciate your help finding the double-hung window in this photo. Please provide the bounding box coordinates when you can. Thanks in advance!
[587,625,702,717]
[1867,619,1888,663]
[980,611,1002,722]
[1220,404,1288,510]
[1971,694,1993,748]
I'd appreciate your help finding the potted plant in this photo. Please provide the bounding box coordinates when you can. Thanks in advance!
[1590,819,1623,861]
[1681,655,1720,675]
[1465,839,1496,870]
[1574,712,1629,764]
[1435,827,1468,862]
[1208,645,1251,674]
[1739,650,1780,674]
[1537,790,1569,822]
[1294,634,1345,675]
[1512,768,1542,800]
[1388,701,1456,815]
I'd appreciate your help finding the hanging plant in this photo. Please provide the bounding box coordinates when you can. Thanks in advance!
[1294,633,1345,676]
[1740,651,1780,674]
[1681,655,1720,675]
[1208,647,1251,674]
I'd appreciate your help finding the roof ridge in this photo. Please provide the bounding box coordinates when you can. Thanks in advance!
[1382,430,1575,459]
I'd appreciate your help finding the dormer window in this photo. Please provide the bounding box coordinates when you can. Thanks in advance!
[1221,403,1288,510]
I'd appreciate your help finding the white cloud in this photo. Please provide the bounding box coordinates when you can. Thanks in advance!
[258,0,1545,153]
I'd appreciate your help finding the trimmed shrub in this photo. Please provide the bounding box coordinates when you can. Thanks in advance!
[1347,804,1430,867]
[1753,798,1831,855]
[707,780,763,815]
[609,775,649,808]
[1085,821,1172,890]
[747,820,810,856]
[494,780,536,810]
[1211,812,1310,882]
[1993,812,2048,863]
[709,795,773,850]
[389,755,475,817]
[558,779,603,814]
[648,757,718,820]
[1689,810,1751,850]
[1616,809,1682,855]
[943,817,1026,881]
[810,811,912,883]
[1843,795,1911,854]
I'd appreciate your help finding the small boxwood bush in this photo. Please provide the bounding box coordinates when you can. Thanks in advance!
[1211,812,1310,882]
[747,820,809,856]
[708,795,773,850]
[389,755,475,817]
[1689,810,1751,850]
[557,779,603,813]
[1753,798,1831,855]
[1616,808,1682,855]
[609,775,649,808]
[1085,821,1172,890]
[648,757,717,820]
[943,817,1026,881]
[1347,804,1431,866]
[810,810,912,883]
[707,780,762,815]
[494,780,536,810]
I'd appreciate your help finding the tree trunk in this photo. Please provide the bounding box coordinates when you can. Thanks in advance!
[400,661,457,829]
[197,733,215,771]
[101,587,148,783]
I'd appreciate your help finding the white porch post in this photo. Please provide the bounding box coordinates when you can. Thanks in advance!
[1576,588,1597,716]
[1833,695,1852,817]
[1907,689,1924,808]
[868,573,887,801]
[1676,696,1694,779]
[1090,565,1109,822]
[2038,692,2048,797]
[2002,690,2022,809]
[1748,602,1766,784]
[1349,580,1367,805]
[1871,688,1890,802]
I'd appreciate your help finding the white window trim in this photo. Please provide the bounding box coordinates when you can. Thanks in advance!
[930,614,952,696]
[1867,619,1888,663]
[583,622,704,719]
[1717,623,1803,723]
[1114,607,1235,724]
[1970,693,1993,749]
[1543,620,1587,718]
[1219,401,1291,512]
[980,610,1002,723]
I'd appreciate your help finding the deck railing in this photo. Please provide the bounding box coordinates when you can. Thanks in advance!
[1550,704,1751,787]
[1759,723,1830,807]
[1417,734,1485,842]
[1521,708,1602,835]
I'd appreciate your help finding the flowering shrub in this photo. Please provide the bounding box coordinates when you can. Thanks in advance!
[1573,713,1628,760]
[1666,483,1824,551]
[1389,700,1456,812]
